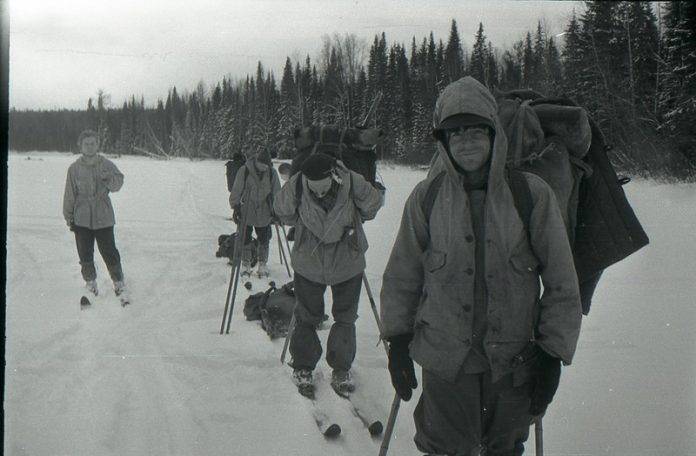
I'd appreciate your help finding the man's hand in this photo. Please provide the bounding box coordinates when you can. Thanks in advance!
[68,221,76,232]
[232,205,242,225]
[387,333,418,401]
[529,348,561,417]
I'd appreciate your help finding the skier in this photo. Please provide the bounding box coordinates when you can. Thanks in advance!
[63,129,127,298]
[274,152,384,394]
[229,149,281,278]
[380,77,582,456]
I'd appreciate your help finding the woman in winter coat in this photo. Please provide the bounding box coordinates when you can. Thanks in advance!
[380,77,582,456]
[63,129,126,298]
[229,150,281,278]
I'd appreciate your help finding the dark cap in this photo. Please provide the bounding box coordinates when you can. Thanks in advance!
[438,113,494,131]
[300,153,336,181]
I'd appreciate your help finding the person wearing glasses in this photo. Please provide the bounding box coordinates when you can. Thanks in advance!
[380,77,582,456]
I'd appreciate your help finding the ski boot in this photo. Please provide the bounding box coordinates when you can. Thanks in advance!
[85,280,99,296]
[331,369,355,396]
[256,261,269,278]
[113,280,126,296]
[293,368,315,399]
[257,243,269,278]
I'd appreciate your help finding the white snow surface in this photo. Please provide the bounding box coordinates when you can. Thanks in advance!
[5,151,696,456]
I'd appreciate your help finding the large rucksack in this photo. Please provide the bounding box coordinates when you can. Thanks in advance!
[243,281,296,339]
[225,153,247,192]
[290,125,382,184]
[424,91,649,314]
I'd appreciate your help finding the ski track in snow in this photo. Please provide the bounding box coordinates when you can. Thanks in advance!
[5,152,696,456]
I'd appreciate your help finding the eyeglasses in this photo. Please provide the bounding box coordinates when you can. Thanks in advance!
[448,126,490,141]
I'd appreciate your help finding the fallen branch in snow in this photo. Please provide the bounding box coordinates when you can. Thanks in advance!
[134,146,170,160]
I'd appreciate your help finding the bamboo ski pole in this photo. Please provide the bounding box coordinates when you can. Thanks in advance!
[224,199,250,334]
[280,313,295,364]
[276,224,284,265]
[361,273,403,456]
[535,417,543,456]
[274,223,292,278]
[219,201,248,334]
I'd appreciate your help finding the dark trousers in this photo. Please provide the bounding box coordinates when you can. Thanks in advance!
[74,226,123,282]
[289,272,362,372]
[414,369,532,456]
[243,225,271,246]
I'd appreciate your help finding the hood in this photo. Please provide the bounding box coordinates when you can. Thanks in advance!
[431,77,508,190]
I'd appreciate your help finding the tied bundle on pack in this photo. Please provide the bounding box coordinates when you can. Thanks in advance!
[495,89,648,314]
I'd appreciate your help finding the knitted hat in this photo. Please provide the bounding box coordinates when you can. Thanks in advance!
[300,153,336,181]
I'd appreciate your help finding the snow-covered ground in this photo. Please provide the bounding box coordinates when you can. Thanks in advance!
[4,151,696,456]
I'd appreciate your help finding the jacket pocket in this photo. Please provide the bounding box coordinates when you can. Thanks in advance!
[510,250,540,274]
[424,250,447,273]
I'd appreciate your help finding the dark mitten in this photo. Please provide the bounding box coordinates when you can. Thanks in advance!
[286,226,296,242]
[233,205,242,224]
[68,222,76,232]
[529,348,561,416]
[387,333,418,401]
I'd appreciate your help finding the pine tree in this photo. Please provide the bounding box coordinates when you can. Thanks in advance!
[470,23,487,85]
[444,19,465,83]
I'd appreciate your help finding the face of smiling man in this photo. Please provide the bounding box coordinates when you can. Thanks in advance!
[447,125,492,172]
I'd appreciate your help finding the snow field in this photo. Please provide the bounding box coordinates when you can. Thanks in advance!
[4,152,696,455]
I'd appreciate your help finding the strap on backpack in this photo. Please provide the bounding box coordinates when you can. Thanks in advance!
[421,171,447,224]
[506,169,533,235]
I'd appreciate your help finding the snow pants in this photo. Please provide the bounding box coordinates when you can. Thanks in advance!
[74,225,123,283]
[243,225,271,263]
[289,272,362,372]
[414,368,533,456]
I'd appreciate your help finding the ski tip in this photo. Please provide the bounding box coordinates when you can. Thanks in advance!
[368,421,384,437]
[324,424,341,438]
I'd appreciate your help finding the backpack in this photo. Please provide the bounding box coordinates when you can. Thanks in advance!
[225,153,247,192]
[215,233,258,266]
[243,281,296,339]
[290,125,382,184]
[424,92,649,315]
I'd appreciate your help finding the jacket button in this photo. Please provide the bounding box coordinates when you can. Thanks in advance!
[466,268,473,275]
[463,305,472,312]
[465,235,474,242]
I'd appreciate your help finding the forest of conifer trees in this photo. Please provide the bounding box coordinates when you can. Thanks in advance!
[8,2,696,180]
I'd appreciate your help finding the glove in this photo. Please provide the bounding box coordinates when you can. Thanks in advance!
[387,333,418,401]
[67,221,76,232]
[286,226,295,242]
[529,348,561,417]
[232,205,242,224]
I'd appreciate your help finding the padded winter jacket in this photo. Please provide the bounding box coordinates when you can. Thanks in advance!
[380,77,582,383]
[229,160,281,227]
[63,154,124,230]
[274,165,384,285]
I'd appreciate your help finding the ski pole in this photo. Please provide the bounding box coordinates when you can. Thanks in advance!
[535,417,543,456]
[274,223,292,278]
[220,201,248,334]
[275,223,284,265]
[225,198,250,334]
[280,312,296,364]
[280,224,292,260]
[379,394,401,456]
[361,273,403,456]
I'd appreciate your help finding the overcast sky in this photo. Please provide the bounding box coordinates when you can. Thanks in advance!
[9,0,584,110]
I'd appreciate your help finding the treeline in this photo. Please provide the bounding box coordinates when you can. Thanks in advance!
[9,1,696,180]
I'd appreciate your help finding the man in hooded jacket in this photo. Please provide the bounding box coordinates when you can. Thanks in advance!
[380,77,582,455]
[274,152,384,394]
[229,150,281,278]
